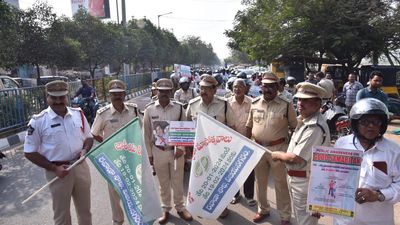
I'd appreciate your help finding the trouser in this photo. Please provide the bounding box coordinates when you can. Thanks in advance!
[153,148,185,212]
[108,184,124,224]
[45,160,92,225]
[287,176,318,225]
[254,152,291,220]
[235,170,254,199]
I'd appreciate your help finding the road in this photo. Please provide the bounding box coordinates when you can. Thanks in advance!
[1,93,399,225]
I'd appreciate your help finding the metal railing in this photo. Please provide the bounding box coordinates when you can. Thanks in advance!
[0,73,156,134]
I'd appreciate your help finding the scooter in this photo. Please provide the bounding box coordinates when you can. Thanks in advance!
[321,99,351,140]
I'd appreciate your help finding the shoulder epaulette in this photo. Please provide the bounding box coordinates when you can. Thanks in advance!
[188,96,201,105]
[31,110,47,120]
[172,100,184,106]
[69,107,82,111]
[144,101,155,109]
[215,95,227,101]
[97,104,111,114]
[252,96,262,103]
[277,95,290,103]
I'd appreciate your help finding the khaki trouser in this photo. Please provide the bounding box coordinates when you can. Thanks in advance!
[255,152,291,220]
[108,184,124,225]
[287,176,318,225]
[45,160,92,225]
[153,147,185,212]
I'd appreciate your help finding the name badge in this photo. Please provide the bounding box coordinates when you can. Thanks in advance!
[151,116,159,119]
[110,119,119,123]
[51,123,61,128]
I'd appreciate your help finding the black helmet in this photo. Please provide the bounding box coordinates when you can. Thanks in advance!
[350,98,389,137]
[237,71,247,79]
[226,77,237,91]
[213,74,224,86]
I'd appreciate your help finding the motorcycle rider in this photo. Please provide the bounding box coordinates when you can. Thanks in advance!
[174,77,197,108]
[74,80,96,118]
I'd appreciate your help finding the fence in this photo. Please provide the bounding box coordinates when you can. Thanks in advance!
[0,73,155,134]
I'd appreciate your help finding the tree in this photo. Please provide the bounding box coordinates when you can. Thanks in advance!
[0,2,19,69]
[226,0,400,70]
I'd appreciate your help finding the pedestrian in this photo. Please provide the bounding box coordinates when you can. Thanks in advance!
[246,72,297,224]
[316,71,335,103]
[24,80,93,225]
[342,73,363,112]
[91,80,139,225]
[227,79,256,206]
[333,98,400,225]
[143,78,193,224]
[278,77,293,101]
[356,70,388,105]
[186,74,236,219]
[271,82,330,225]
[305,71,318,85]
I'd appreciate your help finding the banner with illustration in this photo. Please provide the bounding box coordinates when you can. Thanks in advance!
[173,64,191,78]
[88,118,162,225]
[307,146,363,218]
[168,121,196,146]
[186,112,266,219]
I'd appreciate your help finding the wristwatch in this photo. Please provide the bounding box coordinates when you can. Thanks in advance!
[376,190,385,202]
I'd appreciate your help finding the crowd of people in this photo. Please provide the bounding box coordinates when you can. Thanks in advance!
[22,67,400,225]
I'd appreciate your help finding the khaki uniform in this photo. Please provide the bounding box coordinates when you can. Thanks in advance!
[143,100,186,212]
[186,96,235,127]
[91,103,138,225]
[246,96,297,220]
[174,88,197,104]
[286,113,330,225]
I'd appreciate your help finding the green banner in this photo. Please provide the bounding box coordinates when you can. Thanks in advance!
[88,118,161,225]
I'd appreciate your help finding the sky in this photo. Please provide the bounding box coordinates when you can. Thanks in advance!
[16,0,245,60]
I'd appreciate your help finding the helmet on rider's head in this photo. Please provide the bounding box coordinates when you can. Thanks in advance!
[213,74,224,86]
[179,77,190,84]
[237,71,247,79]
[350,98,389,137]
[226,77,237,91]
[287,76,296,85]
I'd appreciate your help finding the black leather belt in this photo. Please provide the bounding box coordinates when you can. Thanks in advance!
[256,137,286,147]
[155,146,173,151]
[52,158,79,166]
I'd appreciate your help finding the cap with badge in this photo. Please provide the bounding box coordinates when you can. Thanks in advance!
[46,80,69,96]
[294,82,327,99]
[108,80,126,93]
[156,78,173,90]
[261,72,278,84]
[199,74,218,87]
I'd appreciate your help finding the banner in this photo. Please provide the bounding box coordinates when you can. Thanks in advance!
[71,0,110,18]
[307,146,363,218]
[88,118,162,225]
[186,112,266,219]
[173,64,191,78]
[168,121,196,146]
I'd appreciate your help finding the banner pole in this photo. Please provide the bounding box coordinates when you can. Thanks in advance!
[22,157,86,204]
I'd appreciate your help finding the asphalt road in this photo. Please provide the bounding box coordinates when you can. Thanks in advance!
[1,93,399,225]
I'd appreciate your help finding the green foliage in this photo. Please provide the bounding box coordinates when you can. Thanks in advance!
[226,0,400,68]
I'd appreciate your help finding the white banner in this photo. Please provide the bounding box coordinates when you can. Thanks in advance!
[173,64,191,78]
[186,112,266,219]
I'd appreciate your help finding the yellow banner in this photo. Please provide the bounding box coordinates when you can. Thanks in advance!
[309,204,354,217]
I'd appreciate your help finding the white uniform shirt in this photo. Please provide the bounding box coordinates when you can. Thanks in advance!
[24,107,92,161]
[333,134,400,225]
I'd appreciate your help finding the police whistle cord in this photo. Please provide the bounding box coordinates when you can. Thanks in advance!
[21,156,86,204]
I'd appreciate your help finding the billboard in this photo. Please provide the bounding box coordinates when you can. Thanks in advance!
[71,0,110,18]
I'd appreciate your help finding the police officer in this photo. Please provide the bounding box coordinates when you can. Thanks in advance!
[91,80,139,225]
[186,74,236,218]
[143,78,193,224]
[246,72,297,224]
[174,76,197,107]
[271,82,330,225]
[24,80,93,225]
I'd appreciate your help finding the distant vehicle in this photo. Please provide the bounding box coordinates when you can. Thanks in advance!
[13,77,37,87]
[0,75,20,90]
[37,76,69,86]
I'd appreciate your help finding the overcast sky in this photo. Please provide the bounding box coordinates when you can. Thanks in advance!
[17,0,245,59]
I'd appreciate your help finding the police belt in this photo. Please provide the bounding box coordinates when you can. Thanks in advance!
[52,157,80,166]
[255,137,286,147]
[287,170,307,178]
[155,145,174,151]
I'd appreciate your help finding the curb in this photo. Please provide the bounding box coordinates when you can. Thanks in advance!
[0,87,151,152]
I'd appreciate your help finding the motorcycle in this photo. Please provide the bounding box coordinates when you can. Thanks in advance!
[321,99,351,140]
[71,97,99,124]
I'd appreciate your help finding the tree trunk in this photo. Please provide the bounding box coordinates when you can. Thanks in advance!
[35,63,41,84]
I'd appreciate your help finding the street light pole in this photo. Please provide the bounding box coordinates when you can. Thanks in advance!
[157,12,172,29]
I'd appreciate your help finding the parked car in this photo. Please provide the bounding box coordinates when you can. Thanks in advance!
[37,76,69,86]
[13,77,37,87]
[0,75,20,90]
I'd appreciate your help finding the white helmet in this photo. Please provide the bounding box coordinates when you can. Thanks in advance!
[179,77,190,84]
